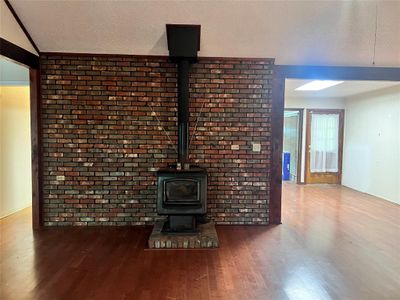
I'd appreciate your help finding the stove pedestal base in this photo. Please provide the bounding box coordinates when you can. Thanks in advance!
[148,220,219,249]
[162,215,197,234]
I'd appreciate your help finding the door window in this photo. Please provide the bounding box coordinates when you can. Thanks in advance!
[310,113,340,173]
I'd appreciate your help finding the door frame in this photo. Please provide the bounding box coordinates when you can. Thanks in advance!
[0,38,42,229]
[270,65,400,224]
[284,108,304,184]
[304,109,344,184]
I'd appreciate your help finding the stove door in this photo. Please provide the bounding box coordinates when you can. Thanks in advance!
[164,178,200,205]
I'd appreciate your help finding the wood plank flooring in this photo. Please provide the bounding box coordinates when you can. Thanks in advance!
[1,183,399,300]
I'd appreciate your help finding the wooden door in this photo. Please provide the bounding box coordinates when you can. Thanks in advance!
[305,109,344,184]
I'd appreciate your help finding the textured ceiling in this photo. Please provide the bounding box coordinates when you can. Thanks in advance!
[285,79,400,98]
[8,0,400,66]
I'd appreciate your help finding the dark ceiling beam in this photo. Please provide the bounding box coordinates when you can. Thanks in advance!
[0,37,39,68]
[274,65,400,81]
[4,0,40,54]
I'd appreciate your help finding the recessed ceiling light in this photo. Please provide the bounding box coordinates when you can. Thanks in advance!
[295,80,344,91]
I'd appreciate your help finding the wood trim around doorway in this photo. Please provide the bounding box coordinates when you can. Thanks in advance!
[1,40,42,229]
[29,69,43,228]
[270,76,285,224]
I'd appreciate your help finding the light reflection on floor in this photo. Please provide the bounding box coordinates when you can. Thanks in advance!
[284,265,332,300]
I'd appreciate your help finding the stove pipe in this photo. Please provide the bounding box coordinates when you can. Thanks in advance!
[177,60,190,163]
[166,24,201,164]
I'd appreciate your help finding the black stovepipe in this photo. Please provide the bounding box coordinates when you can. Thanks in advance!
[177,59,190,163]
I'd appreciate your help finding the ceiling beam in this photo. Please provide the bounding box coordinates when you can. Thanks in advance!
[0,38,39,68]
[274,65,400,81]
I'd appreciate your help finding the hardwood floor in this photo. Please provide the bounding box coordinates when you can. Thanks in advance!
[1,184,399,300]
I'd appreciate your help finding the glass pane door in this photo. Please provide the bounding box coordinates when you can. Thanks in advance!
[310,113,340,173]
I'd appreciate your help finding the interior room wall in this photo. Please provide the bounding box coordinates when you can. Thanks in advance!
[285,97,346,110]
[342,85,400,204]
[0,59,30,85]
[0,1,38,54]
[0,86,32,218]
[285,97,345,182]
[39,54,273,226]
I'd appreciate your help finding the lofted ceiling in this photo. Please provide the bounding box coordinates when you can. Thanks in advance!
[8,0,400,67]
[285,79,400,99]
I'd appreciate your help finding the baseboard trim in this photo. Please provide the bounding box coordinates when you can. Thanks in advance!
[0,205,32,219]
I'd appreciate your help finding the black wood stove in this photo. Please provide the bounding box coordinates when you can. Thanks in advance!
[156,24,206,233]
[157,166,207,232]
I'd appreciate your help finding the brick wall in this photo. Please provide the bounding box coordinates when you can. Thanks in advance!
[40,54,274,226]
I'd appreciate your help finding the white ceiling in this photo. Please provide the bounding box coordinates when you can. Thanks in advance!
[285,79,400,99]
[8,0,400,67]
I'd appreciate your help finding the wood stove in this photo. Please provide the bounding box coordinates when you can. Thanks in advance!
[156,24,206,233]
[157,167,207,232]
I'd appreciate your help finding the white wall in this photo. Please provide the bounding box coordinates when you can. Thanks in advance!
[0,86,32,218]
[342,86,400,204]
[0,0,38,54]
[285,97,345,182]
[0,59,30,86]
[285,97,346,110]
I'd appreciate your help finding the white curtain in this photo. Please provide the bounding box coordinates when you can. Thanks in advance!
[310,113,339,173]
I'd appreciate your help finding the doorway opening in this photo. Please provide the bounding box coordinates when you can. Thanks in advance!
[283,109,303,184]
[270,66,400,225]
[0,57,32,222]
[282,78,400,205]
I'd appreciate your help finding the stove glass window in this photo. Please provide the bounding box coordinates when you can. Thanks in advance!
[165,179,199,202]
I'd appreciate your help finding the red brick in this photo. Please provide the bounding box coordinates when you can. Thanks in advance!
[40,54,274,226]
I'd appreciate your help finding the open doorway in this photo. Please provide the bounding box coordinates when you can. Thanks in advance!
[0,58,32,220]
[269,66,400,225]
[283,109,303,183]
[282,78,400,204]
[283,107,344,185]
